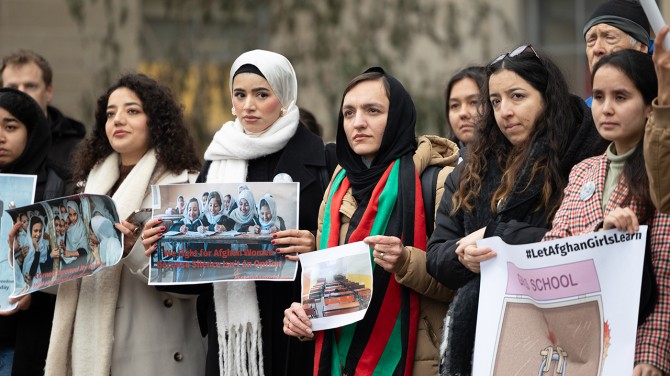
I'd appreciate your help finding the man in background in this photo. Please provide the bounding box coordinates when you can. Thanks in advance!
[583,0,651,106]
[1,50,85,177]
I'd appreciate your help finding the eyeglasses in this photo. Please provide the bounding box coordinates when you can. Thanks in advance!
[489,44,540,67]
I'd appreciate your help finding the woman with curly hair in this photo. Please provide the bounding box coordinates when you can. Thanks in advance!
[426,45,607,375]
[45,73,205,376]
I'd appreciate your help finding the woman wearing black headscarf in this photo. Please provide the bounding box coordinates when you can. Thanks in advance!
[283,68,458,375]
[0,87,69,376]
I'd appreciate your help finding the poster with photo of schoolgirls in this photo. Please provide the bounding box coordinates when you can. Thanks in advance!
[148,181,299,285]
[0,174,36,312]
[6,194,123,298]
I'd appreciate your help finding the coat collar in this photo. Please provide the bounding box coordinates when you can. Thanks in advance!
[273,125,326,192]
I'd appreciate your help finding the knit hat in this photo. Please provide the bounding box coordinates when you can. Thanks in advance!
[583,0,651,46]
[0,87,47,134]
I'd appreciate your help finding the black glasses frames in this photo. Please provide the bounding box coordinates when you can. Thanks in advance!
[489,44,540,67]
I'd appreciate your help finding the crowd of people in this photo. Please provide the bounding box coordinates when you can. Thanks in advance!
[1,0,670,375]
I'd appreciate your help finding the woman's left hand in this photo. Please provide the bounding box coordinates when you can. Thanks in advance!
[364,235,408,274]
[273,230,316,261]
[633,363,662,376]
[141,218,164,256]
[115,219,142,256]
[603,207,639,234]
[0,294,32,316]
[653,25,670,106]
[456,244,496,274]
[455,227,486,255]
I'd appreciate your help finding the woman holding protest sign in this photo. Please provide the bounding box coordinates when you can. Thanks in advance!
[425,45,607,375]
[282,67,459,375]
[45,73,204,376]
[544,49,670,375]
[142,49,333,376]
[0,87,70,375]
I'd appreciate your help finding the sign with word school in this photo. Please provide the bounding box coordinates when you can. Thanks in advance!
[148,181,299,284]
[474,227,647,376]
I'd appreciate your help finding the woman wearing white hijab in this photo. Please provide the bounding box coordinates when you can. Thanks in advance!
[256,193,285,234]
[90,215,122,266]
[143,49,333,376]
[63,201,89,264]
[228,188,259,232]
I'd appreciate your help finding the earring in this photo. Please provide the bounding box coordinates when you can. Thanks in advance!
[280,108,286,117]
[231,107,237,116]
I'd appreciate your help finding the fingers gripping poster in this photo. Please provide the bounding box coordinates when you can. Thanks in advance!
[474,227,647,376]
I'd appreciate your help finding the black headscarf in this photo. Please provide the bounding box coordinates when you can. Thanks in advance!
[320,67,421,375]
[0,88,52,198]
[335,67,417,204]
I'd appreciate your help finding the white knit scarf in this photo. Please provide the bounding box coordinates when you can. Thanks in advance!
[205,49,302,376]
[46,149,160,376]
[204,109,297,376]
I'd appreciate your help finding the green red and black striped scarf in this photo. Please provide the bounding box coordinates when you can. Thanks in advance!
[314,157,426,376]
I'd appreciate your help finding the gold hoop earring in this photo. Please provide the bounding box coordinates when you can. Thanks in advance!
[280,108,286,117]
[231,107,237,116]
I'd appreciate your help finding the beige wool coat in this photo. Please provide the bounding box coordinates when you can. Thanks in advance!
[45,150,206,376]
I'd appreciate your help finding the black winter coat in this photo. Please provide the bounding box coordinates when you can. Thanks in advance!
[426,95,607,375]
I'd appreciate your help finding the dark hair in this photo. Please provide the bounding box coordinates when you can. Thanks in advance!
[454,47,575,216]
[208,191,222,206]
[342,71,390,100]
[72,73,200,182]
[30,215,43,232]
[592,49,657,223]
[0,50,53,86]
[187,197,199,211]
[299,108,323,138]
[443,66,486,142]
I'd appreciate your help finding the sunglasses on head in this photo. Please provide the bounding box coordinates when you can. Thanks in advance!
[489,44,540,67]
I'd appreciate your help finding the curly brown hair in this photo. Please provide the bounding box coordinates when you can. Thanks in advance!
[72,73,200,182]
[453,47,576,216]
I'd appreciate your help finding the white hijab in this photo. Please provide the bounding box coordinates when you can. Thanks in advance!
[257,193,280,230]
[204,49,302,376]
[65,201,89,255]
[90,215,122,266]
[203,49,300,184]
[182,198,201,226]
[204,191,224,225]
[228,189,257,231]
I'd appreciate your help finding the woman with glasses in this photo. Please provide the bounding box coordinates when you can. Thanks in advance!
[426,45,607,375]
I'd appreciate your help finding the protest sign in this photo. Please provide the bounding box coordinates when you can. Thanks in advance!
[299,241,372,331]
[0,174,36,311]
[149,182,299,284]
[474,227,647,375]
[7,194,122,297]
